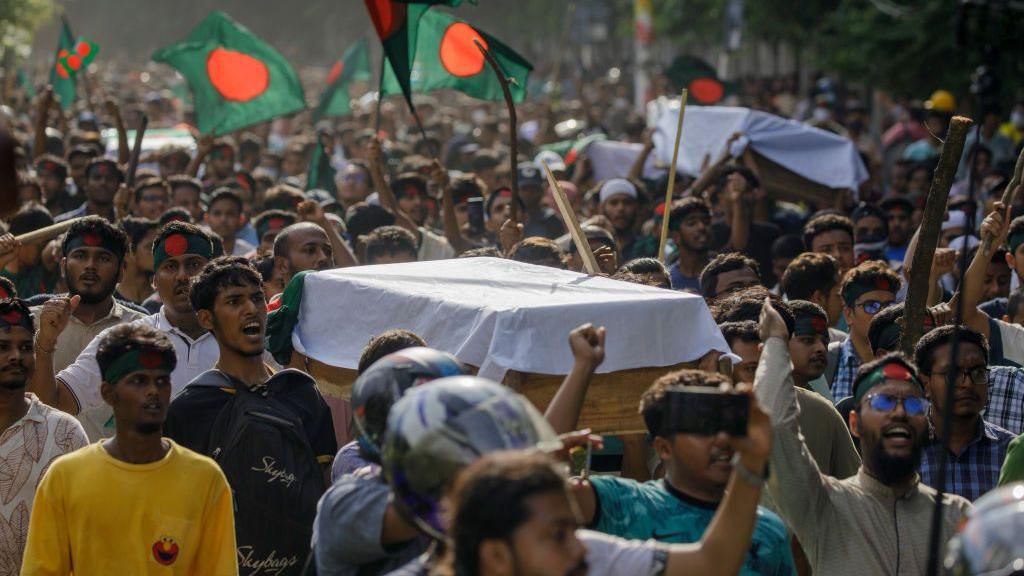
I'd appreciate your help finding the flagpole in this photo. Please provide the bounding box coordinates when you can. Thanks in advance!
[658,89,688,264]
[474,39,520,224]
[375,57,385,135]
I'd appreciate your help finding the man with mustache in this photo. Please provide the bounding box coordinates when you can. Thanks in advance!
[915,325,1016,501]
[756,298,972,575]
[0,298,86,571]
[666,198,712,294]
[31,222,219,440]
[30,216,146,374]
[21,323,237,574]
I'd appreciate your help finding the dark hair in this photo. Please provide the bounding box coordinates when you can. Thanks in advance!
[803,213,854,249]
[84,158,125,182]
[450,175,484,204]
[364,226,418,264]
[346,203,396,238]
[158,207,194,226]
[668,197,711,231]
[914,325,989,375]
[9,203,53,236]
[459,246,504,259]
[252,209,297,236]
[120,217,159,252]
[205,188,243,213]
[1008,216,1024,252]
[189,256,263,313]
[782,252,840,301]
[0,277,16,299]
[153,221,212,259]
[712,287,796,336]
[167,175,203,196]
[1008,289,1024,320]
[96,323,177,384]
[699,252,761,298]
[61,215,130,262]
[620,257,667,276]
[357,329,427,374]
[840,260,901,305]
[449,452,568,576]
[0,299,32,334]
[254,256,276,282]
[132,177,169,204]
[35,154,69,178]
[771,234,805,260]
[719,320,760,348]
[263,185,305,212]
[853,352,920,408]
[640,369,733,437]
[789,299,828,323]
[508,237,566,268]
[391,172,428,200]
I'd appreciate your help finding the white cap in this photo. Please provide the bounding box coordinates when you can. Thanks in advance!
[942,210,967,231]
[599,178,638,204]
[534,150,566,172]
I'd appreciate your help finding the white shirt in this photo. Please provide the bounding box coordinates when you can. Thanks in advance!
[417,227,455,261]
[58,307,221,415]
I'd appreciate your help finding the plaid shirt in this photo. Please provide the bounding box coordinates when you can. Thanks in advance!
[920,418,1016,502]
[830,338,862,401]
[985,366,1024,435]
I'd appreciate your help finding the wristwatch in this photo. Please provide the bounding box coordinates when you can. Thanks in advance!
[731,453,768,487]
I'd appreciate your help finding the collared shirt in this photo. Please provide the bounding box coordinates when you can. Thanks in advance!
[58,307,221,440]
[920,418,1016,502]
[830,337,861,400]
[985,365,1024,435]
[31,299,147,374]
[0,394,87,570]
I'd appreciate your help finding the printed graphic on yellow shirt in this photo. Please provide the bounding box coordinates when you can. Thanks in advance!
[152,536,179,566]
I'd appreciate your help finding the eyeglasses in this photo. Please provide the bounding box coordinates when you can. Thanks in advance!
[865,393,929,416]
[343,174,367,184]
[930,366,988,386]
[858,300,891,315]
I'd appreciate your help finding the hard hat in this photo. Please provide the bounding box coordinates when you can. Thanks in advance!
[926,90,956,113]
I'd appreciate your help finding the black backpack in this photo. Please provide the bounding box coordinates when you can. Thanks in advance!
[205,369,327,576]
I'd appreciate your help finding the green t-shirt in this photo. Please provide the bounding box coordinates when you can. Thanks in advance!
[591,476,796,576]
[998,435,1024,486]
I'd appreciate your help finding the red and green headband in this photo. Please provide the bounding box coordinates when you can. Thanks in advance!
[843,275,897,307]
[103,347,176,385]
[853,360,923,404]
[0,308,33,333]
[793,314,829,339]
[257,216,295,240]
[153,232,213,270]
[63,230,123,259]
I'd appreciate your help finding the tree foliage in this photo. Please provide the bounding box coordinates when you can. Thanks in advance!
[0,0,52,59]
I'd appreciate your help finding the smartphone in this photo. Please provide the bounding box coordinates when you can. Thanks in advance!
[664,388,749,437]
[467,196,485,236]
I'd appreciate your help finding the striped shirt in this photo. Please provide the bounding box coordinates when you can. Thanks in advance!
[920,418,1016,502]
[830,338,861,401]
[986,365,1024,435]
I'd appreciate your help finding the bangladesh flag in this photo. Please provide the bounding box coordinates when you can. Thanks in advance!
[313,38,371,121]
[49,17,76,111]
[381,9,532,103]
[55,39,99,80]
[152,11,306,136]
[306,139,338,196]
[363,0,471,107]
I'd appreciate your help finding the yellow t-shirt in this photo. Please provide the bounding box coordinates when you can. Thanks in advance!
[21,440,237,576]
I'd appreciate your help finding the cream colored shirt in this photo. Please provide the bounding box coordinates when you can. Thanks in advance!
[756,337,972,576]
[31,300,146,374]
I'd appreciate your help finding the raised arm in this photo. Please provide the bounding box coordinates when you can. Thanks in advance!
[433,160,473,255]
[960,201,1010,339]
[544,324,606,434]
[32,87,54,161]
[297,200,358,268]
[367,137,419,236]
[30,295,81,415]
[186,134,214,177]
[627,131,655,182]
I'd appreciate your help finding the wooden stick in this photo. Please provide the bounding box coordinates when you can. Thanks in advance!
[542,161,599,275]
[16,217,83,245]
[474,39,520,223]
[126,115,148,188]
[900,116,973,357]
[658,89,688,263]
[981,145,1024,255]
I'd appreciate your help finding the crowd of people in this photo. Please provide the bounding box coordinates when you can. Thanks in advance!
[0,42,1022,576]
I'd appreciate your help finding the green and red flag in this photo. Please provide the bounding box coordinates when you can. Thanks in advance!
[151,11,306,136]
[313,38,371,121]
[363,0,472,108]
[49,17,76,111]
[55,39,99,80]
[381,8,532,103]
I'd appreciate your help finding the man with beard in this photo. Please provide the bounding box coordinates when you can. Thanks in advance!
[0,299,87,571]
[598,179,651,262]
[667,198,711,294]
[31,222,218,440]
[756,298,972,575]
[21,324,237,574]
[31,216,146,373]
[803,214,855,275]
[880,197,914,266]
[56,158,123,223]
[915,326,1016,501]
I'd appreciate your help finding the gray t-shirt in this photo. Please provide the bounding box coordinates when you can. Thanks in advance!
[314,468,429,576]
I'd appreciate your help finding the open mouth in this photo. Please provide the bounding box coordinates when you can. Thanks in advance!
[242,320,261,336]
[882,424,914,446]
[710,448,734,466]
[142,400,162,413]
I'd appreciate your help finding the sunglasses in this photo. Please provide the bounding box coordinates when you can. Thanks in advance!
[865,393,929,416]
[858,300,891,315]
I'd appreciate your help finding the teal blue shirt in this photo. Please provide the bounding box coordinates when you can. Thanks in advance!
[591,476,796,576]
